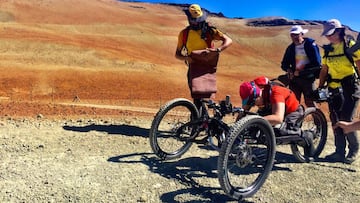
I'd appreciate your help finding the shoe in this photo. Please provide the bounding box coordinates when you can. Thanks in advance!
[325,152,345,163]
[344,153,357,164]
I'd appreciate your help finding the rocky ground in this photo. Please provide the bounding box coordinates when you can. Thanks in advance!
[0,113,359,203]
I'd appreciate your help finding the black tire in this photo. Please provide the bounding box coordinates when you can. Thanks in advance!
[218,115,276,200]
[291,107,328,162]
[149,98,199,160]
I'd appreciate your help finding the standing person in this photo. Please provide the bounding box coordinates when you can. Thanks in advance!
[281,25,322,107]
[175,4,232,109]
[318,19,360,164]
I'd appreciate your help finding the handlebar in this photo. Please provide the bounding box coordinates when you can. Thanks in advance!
[200,95,257,117]
[312,87,343,103]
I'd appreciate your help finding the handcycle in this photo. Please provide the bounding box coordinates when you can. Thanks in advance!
[148,95,327,200]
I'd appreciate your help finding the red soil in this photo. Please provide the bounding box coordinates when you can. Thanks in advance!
[0,0,353,119]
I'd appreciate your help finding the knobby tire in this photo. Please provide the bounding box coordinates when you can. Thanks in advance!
[218,115,276,200]
[290,107,328,162]
[149,98,199,160]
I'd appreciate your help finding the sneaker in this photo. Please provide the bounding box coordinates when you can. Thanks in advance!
[325,152,345,163]
[344,153,357,164]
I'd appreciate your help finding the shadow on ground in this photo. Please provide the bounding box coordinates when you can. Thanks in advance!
[107,150,311,202]
[64,123,356,201]
[62,123,149,137]
[108,152,246,202]
[274,151,357,172]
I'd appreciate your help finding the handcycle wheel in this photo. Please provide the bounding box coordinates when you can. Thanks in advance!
[291,107,328,162]
[218,115,276,200]
[149,98,199,160]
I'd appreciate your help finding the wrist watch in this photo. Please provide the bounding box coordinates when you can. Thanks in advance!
[216,47,222,52]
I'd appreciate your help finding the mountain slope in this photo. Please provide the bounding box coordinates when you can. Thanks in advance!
[0,0,358,116]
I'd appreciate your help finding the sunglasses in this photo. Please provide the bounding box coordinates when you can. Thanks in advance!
[242,81,258,106]
[326,31,337,37]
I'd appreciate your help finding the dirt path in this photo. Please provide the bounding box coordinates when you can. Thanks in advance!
[0,116,359,203]
[58,102,160,114]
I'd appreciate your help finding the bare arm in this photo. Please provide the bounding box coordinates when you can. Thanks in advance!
[198,33,232,53]
[318,64,329,88]
[263,102,285,125]
[335,120,360,134]
[217,33,232,52]
[175,31,232,65]
[175,48,193,64]
[355,60,360,72]
[236,104,251,121]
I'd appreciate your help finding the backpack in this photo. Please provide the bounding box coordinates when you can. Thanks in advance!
[345,34,360,62]
[180,23,215,56]
[322,34,360,98]
[323,34,360,79]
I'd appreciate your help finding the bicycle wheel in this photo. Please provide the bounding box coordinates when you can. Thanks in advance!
[149,98,199,160]
[218,115,276,200]
[291,107,328,162]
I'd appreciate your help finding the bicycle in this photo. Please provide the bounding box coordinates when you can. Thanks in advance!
[217,104,328,200]
[149,95,237,160]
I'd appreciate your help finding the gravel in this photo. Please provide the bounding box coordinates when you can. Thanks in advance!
[0,116,359,203]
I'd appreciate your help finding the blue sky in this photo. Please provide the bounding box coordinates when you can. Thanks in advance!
[129,0,360,32]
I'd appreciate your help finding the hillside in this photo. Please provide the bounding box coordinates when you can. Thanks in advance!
[0,0,358,118]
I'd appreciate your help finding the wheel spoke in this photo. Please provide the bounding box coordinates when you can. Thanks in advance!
[290,108,327,162]
[218,115,276,200]
[149,99,199,160]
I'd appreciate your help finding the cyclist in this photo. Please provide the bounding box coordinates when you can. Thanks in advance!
[239,76,314,156]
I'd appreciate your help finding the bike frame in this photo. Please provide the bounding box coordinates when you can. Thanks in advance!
[180,98,234,149]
